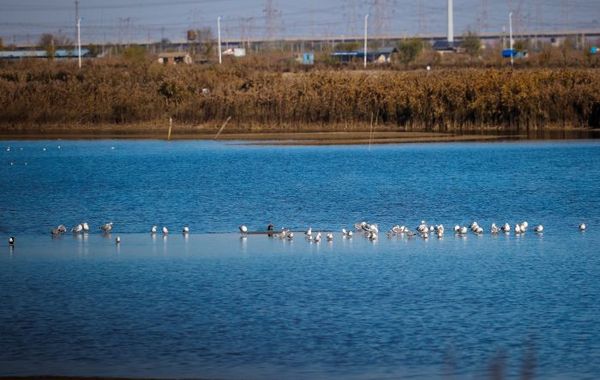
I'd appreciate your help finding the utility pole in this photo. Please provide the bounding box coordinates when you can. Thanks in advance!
[217,16,222,64]
[364,14,368,69]
[75,0,81,69]
[509,11,514,66]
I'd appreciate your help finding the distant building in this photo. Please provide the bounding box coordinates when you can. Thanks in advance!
[502,49,528,59]
[331,47,397,64]
[432,40,463,53]
[157,52,192,65]
[223,47,246,57]
[301,52,314,65]
[0,48,92,60]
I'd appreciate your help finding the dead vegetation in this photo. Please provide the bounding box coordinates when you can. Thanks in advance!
[0,60,599,133]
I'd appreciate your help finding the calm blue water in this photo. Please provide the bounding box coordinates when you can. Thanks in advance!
[1,140,600,379]
[1,140,599,234]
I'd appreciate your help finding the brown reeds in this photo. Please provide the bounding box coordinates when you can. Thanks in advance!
[0,60,598,132]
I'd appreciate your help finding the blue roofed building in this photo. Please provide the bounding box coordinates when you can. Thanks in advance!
[0,48,92,60]
[331,47,397,64]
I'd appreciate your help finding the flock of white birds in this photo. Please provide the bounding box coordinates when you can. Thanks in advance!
[41,222,191,246]
[238,221,589,243]
[4,221,589,248]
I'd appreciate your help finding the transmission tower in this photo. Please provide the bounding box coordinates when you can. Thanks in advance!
[506,0,524,36]
[263,0,282,41]
[343,0,360,37]
[417,0,428,36]
[560,0,571,31]
[240,17,254,49]
[370,0,394,39]
[478,0,489,33]
[534,0,542,31]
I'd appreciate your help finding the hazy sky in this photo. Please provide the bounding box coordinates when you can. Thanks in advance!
[1,0,599,46]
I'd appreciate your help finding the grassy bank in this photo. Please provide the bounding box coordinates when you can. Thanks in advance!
[1,61,599,134]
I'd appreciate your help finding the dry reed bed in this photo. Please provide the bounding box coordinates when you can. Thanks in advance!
[0,62,598,131]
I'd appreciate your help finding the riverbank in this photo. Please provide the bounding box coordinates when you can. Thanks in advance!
[1,122,599,145]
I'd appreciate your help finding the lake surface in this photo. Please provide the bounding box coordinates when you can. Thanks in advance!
[1,140,599,379]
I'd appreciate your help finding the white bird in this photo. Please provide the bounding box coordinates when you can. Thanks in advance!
[515,224,522,234]
[151,225,158,234]
[115,236,121,244]
[72,224,83,233]
[305,227,312,237]
[470,221,479,230]
[368,231,378,240]
[579,223,587,231]
[436,231,443,239]
[326,233,334,241]
[417,221,428,233]
[314,232,322,243]
[421,232,429,239]
[100,222,113,233]
[501,223,511,233]
[287,232,294,240]
[491,223,500,234]
[162,226,169,235]
[521,221,529,231]
[82,222,90,232]
[475,226,484,235]
[8,237,15,246]
[239,225,248,234]
[368,224,379,234]
[534,225,544,233]
[454,225,461,233]
[459,226,468,235]
[355,221,367,231]
[182,226,190,234]
[391,225,402,234]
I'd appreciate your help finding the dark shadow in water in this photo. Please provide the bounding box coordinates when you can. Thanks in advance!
[484,336,537,380]
[458,128,600,141]
[488,349,507,380]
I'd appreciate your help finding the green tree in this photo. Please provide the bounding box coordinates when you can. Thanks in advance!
[397,38,423,67]
[462,31,482,57]
[193,27,215,59]
[121,45,147,64]
[514,39,529,51]
[86,44,101,57]
[39,33,56,59]
[39,33,75,58]
[334,42,360,51]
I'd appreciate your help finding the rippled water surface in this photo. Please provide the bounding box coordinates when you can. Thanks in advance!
[1,140,599,379]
